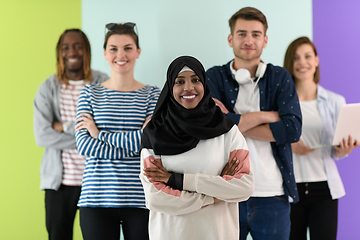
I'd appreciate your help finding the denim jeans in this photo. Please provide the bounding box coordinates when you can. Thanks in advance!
[239,195,290,240]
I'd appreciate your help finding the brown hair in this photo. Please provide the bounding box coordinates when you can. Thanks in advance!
[103,23,139,50]
[56,29,91,84]
[283,36,320,84]
[228,7,268,35]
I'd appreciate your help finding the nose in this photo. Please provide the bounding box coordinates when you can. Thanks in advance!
[184,81,194,91]
[117,49,125,58]
[69,46,77,56]
[298,56,306,65]
[244,35,253,46]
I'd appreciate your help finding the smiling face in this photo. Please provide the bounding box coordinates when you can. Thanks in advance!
[104,34,141,74]
[62,31,84,74]
[293,43,319,83]
[172,71,204,109]
[228,19,267,65]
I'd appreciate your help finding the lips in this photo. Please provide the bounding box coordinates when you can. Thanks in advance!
[115,60,127,66]
[242,47,255,51]
[296,67,309,73]
[67,58,80,63]
[181,94,197,102]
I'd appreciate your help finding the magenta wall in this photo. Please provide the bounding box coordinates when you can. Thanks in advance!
[313,0,360,238]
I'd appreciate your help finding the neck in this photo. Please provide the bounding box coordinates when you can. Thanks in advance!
[233,57,261,78]
[103,70,144,91]
[295,78,317,101]
[65,69,84,80]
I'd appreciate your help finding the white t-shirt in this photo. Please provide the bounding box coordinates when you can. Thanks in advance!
[231,62,284,197]
[293,99,327,183]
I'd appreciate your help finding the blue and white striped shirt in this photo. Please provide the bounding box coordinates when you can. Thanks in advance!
[76,84,160,208]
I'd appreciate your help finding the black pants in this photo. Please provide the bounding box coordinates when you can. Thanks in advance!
[45,184,81,240]
[80,207,149,240]
[290,181,338,240]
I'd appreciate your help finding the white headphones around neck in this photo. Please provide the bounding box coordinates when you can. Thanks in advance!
[234,62,267,84]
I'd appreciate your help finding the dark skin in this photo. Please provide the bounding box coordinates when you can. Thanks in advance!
[143,157,239,203]
[53,31,85,133]
[144,71,241,203]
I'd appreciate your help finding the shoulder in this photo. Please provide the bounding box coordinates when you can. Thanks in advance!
[265,64,291,79]
[141,85,161,97]
[36,74,58,95]
[222,125,242,140]
[264,64,295,90]
[81,83,104,95]
[91,69,109,83]
[144,85,160,92]
[206,60,232,77]
[318,85,346,105]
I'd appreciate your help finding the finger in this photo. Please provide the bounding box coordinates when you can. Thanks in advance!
[231,167,237,176]
[76,117,87,122]
[338,139,344,149]
[229,158,238,168]
[226,158,238,173]
[333,145,340,151]
[150,159,166,171]
[75,123,85,130]
[348,135,354,146]
[144,172,164,178]
[81,113,93,119]
[343,137,348,147]
[222,162,230,172]
[144,168,163,173]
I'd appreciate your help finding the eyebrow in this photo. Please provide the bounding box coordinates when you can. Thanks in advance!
[108,43,134,48]
[236,30,263,34]
[176,74,198,78]
[295,51,313,56]
[62,42,82,46]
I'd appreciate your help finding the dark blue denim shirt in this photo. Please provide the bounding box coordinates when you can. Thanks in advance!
[206,60,302,202]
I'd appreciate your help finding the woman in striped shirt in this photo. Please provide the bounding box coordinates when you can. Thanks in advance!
[75,23,160,240]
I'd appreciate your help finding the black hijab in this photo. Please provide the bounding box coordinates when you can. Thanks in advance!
[141,56,234,155]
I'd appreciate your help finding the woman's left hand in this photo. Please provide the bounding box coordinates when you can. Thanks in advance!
[334,135,359,158]
[75,113,99,138]
[144,159,172,183]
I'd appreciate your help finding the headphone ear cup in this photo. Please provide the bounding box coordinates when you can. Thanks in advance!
[255,62,267,78]
[235,68,251,84]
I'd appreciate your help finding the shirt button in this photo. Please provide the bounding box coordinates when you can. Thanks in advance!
[231,100,235,104]
[305,190,309,195]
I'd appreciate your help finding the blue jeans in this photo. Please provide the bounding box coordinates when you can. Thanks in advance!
[239,196,290,240]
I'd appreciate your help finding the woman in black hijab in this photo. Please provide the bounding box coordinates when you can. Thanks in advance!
[140,56,254,240]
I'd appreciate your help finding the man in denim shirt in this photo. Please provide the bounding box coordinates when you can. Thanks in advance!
[206,7,302,240]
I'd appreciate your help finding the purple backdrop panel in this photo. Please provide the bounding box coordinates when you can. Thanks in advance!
[313,0,360,239]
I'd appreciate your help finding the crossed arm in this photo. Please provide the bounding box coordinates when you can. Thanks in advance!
[144,156,239,203]
[212,98,279,142]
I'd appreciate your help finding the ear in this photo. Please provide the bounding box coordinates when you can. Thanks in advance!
[228,34,233,48]
[137,47,141,58]
[315,55,319,67]
[263,35,268,49]
[103,49,107,58]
